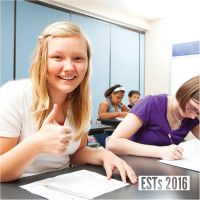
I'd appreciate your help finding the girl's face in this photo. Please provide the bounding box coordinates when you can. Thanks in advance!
[47,35,88,96]
[129,93,140,105]
[179,99,200,119]
[111,91,125,105]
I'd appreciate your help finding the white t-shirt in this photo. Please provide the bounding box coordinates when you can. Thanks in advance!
[0,79,89,177]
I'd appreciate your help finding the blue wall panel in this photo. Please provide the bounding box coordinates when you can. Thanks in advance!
[71,13,110,122]
[172,41,200,57]
[0,1,14,85]
[16,1,70,79]
[111,25,140,105]
[139,33,145,97]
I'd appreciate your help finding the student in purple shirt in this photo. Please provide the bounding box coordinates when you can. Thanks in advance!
[106,76,199,160]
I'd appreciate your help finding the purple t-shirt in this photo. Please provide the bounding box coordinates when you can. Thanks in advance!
[130,94,199,146]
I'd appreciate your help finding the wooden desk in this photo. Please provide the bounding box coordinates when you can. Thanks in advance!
[1,156,199,199]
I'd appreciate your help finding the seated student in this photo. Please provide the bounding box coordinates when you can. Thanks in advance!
[127,90,140,109]
[98,84,130,119]
[0,21,137,184]
[106,76,199,161]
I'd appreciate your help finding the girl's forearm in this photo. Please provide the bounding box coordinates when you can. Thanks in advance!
[0,135,41,182]
[107,138,161,158]
[99,112,120,119]
[70,146,106,166]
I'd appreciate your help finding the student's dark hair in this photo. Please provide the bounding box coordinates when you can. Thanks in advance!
[104,84,123,98]
[128,90,140,97]
[176,75,200,112]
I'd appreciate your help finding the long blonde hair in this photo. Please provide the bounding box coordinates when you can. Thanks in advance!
[30,21,92,140]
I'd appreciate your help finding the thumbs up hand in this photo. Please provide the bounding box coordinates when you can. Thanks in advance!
[42,104,58,125]
[35,104,73,155]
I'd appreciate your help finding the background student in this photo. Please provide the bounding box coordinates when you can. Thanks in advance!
[106,76,199,160]
[127,90,140,109]
[0,21,137,184]
[98,84,130,119]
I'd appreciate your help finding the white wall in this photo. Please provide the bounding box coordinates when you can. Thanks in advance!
[145,14,200,95]
[44,0,150,31]
[145,18,172,95]
[171,55,200,95]
[170,14,200,95]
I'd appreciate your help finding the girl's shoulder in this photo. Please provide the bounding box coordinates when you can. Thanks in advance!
[140,94,167,104]
[101,97,110,105]
[1,79,32,92]
[0,79,33,103]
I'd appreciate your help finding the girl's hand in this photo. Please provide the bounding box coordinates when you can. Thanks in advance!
[34,104,72,155]
[102,149,137,184]
[118,112,128,118]
[159,145,184,160]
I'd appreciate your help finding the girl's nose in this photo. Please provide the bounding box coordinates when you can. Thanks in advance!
[63,59,74,71]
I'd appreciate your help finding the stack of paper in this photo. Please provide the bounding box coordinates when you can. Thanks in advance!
[20,169,129,200]
[159,139,200,172]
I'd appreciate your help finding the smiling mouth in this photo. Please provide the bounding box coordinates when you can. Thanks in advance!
[57,75,76,81]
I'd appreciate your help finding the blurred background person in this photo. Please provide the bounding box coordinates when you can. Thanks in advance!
[98,84,130,119]
[127,90,140,109]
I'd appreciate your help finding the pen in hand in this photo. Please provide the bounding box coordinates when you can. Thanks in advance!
[168,134,173,144]
[167,134,184,160]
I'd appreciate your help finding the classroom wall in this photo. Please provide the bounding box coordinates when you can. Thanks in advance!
[43,0,150,31]
[145,18,172,95]
[145,13,200,95]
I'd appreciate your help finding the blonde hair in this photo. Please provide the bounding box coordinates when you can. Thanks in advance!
[176,75,200,112]
[30,21,92,140]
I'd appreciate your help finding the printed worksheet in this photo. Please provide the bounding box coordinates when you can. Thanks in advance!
[20,169,129,200]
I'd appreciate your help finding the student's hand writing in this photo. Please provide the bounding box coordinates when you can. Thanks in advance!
[118,112,129,118]
[159,144,184,160]
[102,149,137,184]
[35,104,72,155]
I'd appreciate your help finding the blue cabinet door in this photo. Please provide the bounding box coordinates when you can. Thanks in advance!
[16,1,70,79]
[71,13,110,122]
[110,25,141,105]
[0,0,14,85]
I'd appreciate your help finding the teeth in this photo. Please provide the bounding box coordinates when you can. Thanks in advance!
[58,75,75,80]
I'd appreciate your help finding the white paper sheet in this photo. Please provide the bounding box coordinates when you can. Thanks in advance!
[116,117,123,121]
[20,169,129,199]
[159,139,200,172]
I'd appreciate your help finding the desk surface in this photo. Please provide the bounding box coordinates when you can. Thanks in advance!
[98,118,122,127]
[1,156,199,199]
[89,124,112,135]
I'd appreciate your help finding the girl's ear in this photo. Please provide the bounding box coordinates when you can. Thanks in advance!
[110,92,114,98]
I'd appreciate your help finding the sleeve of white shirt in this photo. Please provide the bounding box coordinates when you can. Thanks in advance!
[0,81,23,137]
